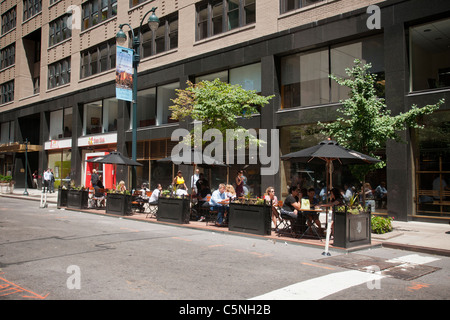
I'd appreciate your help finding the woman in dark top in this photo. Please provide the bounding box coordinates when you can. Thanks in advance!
[235,170,244,198]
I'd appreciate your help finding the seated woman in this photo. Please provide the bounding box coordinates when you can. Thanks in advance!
[264,186,280,229]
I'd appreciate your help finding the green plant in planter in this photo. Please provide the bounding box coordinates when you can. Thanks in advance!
[371,215,393,234]
[335,195,366,215]
[161,189,171,197]
[69,180,85,191]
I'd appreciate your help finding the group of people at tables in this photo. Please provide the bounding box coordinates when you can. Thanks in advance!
[134,169,345,237]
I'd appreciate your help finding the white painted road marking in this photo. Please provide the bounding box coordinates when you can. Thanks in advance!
[250,270,384,300]
[250,254,440,300]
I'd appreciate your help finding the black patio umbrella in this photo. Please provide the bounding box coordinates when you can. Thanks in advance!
[281,139,380,190]
[86,151,143,166]
[281,139,381,255]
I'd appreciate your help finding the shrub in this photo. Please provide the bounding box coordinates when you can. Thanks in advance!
[371,215,393,234]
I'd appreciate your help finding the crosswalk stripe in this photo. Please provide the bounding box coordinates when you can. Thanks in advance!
[250,270,384,300]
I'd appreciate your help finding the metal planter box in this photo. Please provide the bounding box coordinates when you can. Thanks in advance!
[67,189,89,209]
[57,187,68,208]
[157,197,190,224]
[333,208,371,248]
[106,193,132,215]
[228,203,272,236]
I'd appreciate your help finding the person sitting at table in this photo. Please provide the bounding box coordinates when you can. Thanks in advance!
[226,184,236,200]
[264,186,280,229]
[210,183,229,227]
[149,184,162,204]
[118,180,127,192]
[303,187,322,235]
[320,187,344,236]
[140,183,150,198]
[175,184,188,197]
[280,185,301,219]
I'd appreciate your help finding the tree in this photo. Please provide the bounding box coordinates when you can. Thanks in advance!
[319,59,444,202]
[170,78,274,147]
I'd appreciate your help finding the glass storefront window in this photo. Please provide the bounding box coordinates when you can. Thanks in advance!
[281,49,329,108]
[48,150,71,188]
[415,110,450,219]
[331,35,385,102]
[137,87,156,128]
[157,82,179,125]
[84,100,102,135]
[83,98,118,135]
[49,108,72,140]
[229,63,261,92]
[103,98,118,132]
[410,17,450,92]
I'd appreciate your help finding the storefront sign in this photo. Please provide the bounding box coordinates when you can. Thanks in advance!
[78,133,117,147]
[44,139,72,150]
[115,46,134,102]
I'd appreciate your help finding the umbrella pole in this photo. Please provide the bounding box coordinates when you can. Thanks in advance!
[323,160,332,256]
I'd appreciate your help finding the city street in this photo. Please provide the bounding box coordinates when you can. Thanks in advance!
[1,197,449,305]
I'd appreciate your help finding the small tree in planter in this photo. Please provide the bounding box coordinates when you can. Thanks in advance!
[0,175,15,194]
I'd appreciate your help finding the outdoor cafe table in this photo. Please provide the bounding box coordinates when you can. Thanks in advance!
[298,208,323,241]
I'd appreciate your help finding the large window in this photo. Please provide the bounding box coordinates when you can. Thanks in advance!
[281,49,329,108]
[0,81,14,104]
[0,121,15,144]
[82,0,117,31]
[80,39,116,78]
[410,17,450,92]
[48,58,71,89]
[136,88,156,128]
[195,63,261,92]
[49,15,72,47]
[142,13,178,58]
[23,0,42,21]
[157,82,180,126]
[196,0,256,41]
[49,107,72,140]
[0,44,15,69]
[83,98,118,135]
[280,35,384,109]
[1,7,16,35]
[280,0,325,14]
[414,111,450,219]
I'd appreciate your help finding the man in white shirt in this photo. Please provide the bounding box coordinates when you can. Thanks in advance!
[191,169,200,194]
[43,169,50,192]
[209,184,229,226]
[149,184,162,204]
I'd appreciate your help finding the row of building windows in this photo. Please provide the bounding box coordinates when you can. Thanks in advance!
[1,4,450,105]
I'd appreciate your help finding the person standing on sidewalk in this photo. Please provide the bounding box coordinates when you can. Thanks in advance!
[49,169,55,193]
[43,169,50,192]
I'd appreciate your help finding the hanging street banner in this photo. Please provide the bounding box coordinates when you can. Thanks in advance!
[115,46,134,102]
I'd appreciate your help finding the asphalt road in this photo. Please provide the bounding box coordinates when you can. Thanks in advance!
[1,197,449,305]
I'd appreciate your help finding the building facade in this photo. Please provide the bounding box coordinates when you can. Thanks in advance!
[1,0,449,222]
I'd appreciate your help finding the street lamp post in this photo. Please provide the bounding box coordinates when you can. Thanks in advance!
[116,7,159,190]
[23,138,29,196]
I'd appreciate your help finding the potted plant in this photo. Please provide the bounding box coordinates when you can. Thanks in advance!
[157,193,190,224]
[0,175,15,194]
[228,197,272,236]
[67,181,89,209]
[333,195,371,248]
[105,185,132,215]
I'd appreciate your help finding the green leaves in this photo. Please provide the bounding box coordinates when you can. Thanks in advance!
[319,59,444,181]
[170,79,274,147]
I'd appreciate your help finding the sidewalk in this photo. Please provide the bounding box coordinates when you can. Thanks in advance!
[4,188,450,257]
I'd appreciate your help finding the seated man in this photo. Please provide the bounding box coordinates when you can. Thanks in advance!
[280,185,301,219]
[149,184,162,205]
[209,183,229,227]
